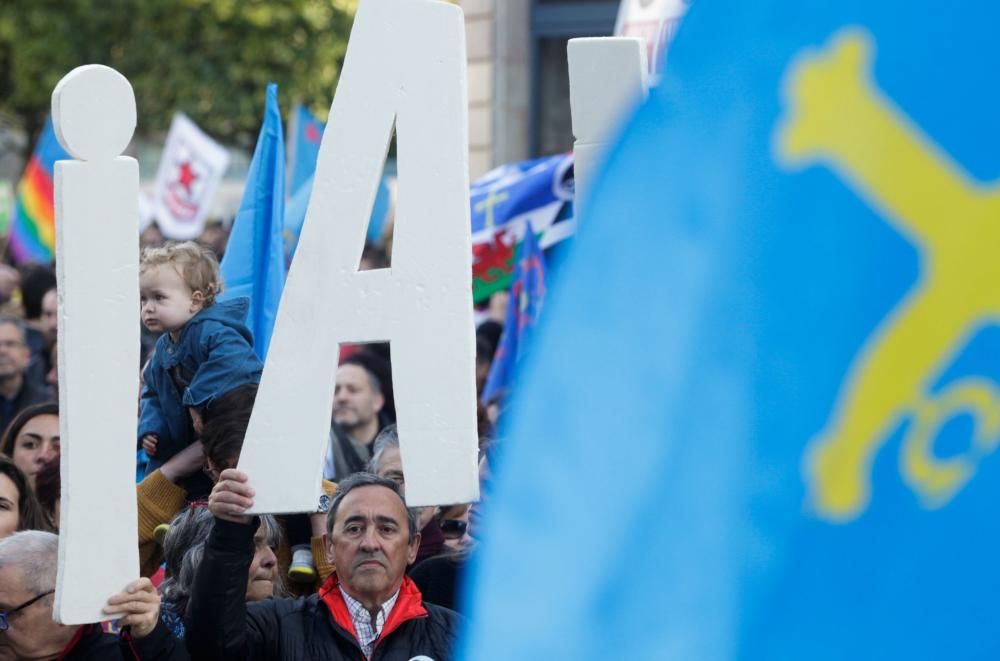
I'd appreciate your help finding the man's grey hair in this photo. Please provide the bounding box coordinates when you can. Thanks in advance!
[368,424,399,475]
[325,471,419,543]
[0,530,57,596]
[0,314,28,344]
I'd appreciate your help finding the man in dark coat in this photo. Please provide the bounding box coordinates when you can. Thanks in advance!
[187,472,460,660]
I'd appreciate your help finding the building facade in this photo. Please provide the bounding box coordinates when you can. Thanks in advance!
[460,0,618,179]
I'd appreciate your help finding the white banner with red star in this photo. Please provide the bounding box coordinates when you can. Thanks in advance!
[151,113,230,239]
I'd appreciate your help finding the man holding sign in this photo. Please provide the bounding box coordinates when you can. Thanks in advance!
[185,470,460,660]
[0,531,182,659]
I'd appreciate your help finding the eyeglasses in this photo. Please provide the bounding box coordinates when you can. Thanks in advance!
[440,519,468,540]
[0,589,54,632]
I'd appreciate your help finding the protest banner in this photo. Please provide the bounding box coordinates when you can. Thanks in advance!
[238,0,479,512]
[150,113,230,240]
[51,65,140,625]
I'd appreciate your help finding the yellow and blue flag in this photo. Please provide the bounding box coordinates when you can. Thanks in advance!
[220,84,286,360]
[461,3,1000,659]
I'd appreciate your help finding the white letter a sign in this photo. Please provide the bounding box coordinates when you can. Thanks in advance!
[238,0,479,511]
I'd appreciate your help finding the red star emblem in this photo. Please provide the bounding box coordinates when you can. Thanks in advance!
[305,122,321,143]
[177,161,198,194]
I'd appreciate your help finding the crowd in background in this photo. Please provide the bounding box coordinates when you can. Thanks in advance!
[0,219,507,659]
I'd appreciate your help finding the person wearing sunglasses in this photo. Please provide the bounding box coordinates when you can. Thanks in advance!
[438,507,472,553]
[0,530,185,659]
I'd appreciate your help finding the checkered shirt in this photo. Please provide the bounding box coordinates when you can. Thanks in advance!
[339,586,400,659]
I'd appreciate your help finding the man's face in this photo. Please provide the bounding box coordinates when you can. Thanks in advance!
[0,566,60,658]
[0,323,29,381]
[332,364,384,434]
[40,289,58,346]
[326,485,419,607]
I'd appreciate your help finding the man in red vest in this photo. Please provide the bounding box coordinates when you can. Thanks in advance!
[186,471,460,660]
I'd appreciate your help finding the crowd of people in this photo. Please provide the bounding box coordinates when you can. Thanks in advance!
[0,223,505,659]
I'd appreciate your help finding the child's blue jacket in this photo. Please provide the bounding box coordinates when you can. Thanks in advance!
[138,297,263,466]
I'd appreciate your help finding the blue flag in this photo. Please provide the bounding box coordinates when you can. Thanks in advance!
[220,83,286,360]
[282,102,389,261]
[287,104,325,196]
[480,222,546,405]
[282,172,313,262]
[471,153,574,302]
[282,173,391,262]
[462,3,1000,660]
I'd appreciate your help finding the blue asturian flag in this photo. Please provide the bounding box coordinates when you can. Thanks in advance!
[461,3,1000,660]
[220,83,286,360]
[480,222,546,405]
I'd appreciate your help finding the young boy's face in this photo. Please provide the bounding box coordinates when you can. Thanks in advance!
[139,265,203,335]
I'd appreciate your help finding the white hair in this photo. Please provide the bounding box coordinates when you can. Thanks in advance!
[0,530,57,595]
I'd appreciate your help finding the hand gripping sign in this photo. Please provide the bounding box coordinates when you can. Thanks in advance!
[53,0,478,623]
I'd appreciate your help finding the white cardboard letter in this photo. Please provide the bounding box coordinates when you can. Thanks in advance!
[238,0,479,511]
[568,37,648,212]
[52,65,140,624]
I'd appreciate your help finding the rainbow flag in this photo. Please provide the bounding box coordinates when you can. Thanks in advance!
[10,119,68,264]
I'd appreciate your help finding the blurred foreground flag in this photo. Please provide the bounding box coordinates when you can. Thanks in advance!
[480,222,546,405]
[10,118,67,264]
[461,4,1000,660]
[220,84,286,360]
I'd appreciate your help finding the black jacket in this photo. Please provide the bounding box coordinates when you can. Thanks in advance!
[62,621,186,660]
[186,518,461,660]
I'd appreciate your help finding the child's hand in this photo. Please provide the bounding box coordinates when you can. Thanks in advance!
[141,434,159,456]
[189,407,204,436]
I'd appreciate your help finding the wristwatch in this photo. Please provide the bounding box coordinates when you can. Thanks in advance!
[317,493,332,514]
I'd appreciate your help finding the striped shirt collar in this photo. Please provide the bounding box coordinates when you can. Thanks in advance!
[339,586,400,659]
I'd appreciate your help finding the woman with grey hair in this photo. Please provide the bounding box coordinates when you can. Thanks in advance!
[159,504,284,638]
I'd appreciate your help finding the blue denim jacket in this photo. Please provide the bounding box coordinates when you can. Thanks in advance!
[138,297,263,471]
